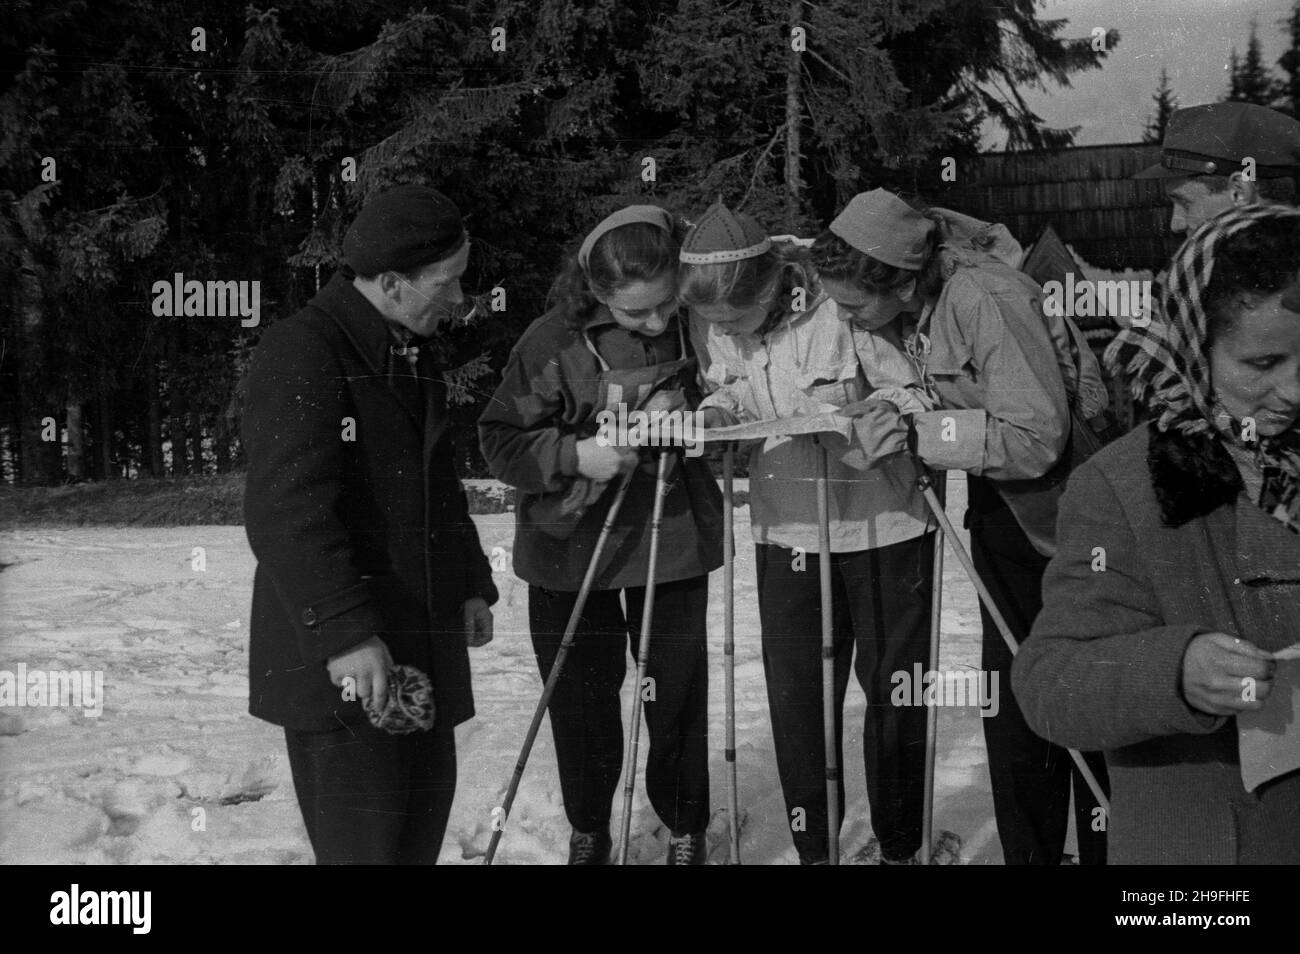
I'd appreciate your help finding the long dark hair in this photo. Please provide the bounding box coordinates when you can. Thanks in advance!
[547,217,687,329]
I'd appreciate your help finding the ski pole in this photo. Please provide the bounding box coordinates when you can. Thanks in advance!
[723,444,741,865]
[912,470,1111,817]
[920,469,946,865]
[816,441,840,865]
[485,467,637,865]
[617,449,674,864]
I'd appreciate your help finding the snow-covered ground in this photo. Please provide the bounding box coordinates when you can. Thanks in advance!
[0,473,1073,864]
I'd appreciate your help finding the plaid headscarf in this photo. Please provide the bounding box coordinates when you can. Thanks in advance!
[1105,203,1300,532]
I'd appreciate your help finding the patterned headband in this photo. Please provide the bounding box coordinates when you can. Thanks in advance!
[679,237,772,265]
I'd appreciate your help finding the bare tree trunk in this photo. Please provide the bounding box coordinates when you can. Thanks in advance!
[97,368,114,479]
[1,417,15,483]
[84,400,100,480]
[213,406,231,473]
[189,407,205,476]
[169,392,189,476]
[784,0,804,231]
[66,397,85,480]
[168,322,189,476]
[17,246,59,485]
[312,168,322,292]
[145,338,164,477]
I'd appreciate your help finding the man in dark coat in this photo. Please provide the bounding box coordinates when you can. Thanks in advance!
[241,185,498,864]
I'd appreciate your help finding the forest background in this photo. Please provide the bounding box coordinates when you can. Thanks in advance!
[3,0,1295,487]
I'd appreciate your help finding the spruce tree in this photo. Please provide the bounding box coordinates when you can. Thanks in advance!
[1278,0,1300,116]
[638,0,1119,229]
[1228,19,1278,106]
[0,0,1134,483]
[1144,67,1178,143]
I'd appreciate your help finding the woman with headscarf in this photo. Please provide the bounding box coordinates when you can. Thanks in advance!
[1013,204,1300,864]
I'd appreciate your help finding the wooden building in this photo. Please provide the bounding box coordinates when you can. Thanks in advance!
[932,142,1177,272]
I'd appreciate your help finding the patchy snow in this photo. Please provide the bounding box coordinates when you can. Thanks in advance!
[0,474,1077,864]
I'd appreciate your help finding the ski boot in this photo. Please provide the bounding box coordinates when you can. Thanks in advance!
[666,831,707,865]
[568,828,612,865]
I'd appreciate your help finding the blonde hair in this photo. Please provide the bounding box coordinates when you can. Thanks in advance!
[677,240,817,330]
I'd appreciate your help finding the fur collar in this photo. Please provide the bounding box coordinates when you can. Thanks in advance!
[1147,422,1242,527]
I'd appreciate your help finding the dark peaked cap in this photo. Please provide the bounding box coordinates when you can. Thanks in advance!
[1136,102,1300,180]
[343,185,467,276]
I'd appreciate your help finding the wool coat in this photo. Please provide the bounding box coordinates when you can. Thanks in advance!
[1013,423,1300,864]
[242,272,498,732]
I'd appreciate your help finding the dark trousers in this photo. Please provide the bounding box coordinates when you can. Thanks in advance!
[756,534,934,863]
[967,477,1110,865]
[529,575,710,835]
[284,722,457,865]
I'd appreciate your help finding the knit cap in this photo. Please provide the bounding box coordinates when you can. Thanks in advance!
[680,201,771,264]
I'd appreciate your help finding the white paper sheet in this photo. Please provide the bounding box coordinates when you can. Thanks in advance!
[1239,655,1300,793]
[698,409,855,443]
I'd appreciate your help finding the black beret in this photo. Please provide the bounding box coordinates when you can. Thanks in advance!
[343,185,466,276]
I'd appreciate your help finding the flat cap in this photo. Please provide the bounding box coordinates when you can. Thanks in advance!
[343,185,467,276]
[1135,102,1300,180]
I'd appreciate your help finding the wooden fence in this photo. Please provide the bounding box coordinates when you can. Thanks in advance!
[932,142,1179,273]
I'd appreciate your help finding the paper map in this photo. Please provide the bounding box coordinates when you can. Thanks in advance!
[698,410,856,443]
[1239,651,1300,793]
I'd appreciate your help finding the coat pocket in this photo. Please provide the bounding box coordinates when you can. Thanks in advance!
[799,362,864,409]
[528,477,610,541]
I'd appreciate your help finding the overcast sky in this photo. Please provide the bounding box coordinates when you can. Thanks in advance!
[983,0,1296,147]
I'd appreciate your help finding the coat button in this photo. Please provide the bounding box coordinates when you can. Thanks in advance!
[301,608,317,626]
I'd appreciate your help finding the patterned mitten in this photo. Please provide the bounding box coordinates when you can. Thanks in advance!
[365,664,436,735]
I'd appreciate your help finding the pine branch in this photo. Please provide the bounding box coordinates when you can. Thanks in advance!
[357,82,532,184]
[314,12,451,111]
